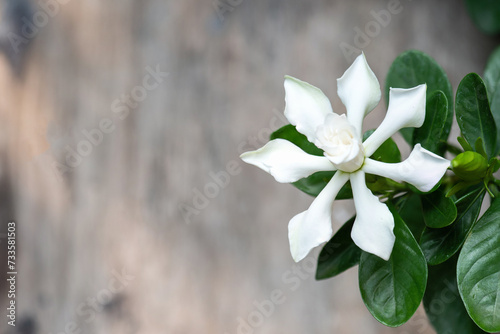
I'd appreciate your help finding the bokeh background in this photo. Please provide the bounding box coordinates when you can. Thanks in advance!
[0,0,499,333]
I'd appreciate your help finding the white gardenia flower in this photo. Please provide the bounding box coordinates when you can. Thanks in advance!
[240,53,451,262]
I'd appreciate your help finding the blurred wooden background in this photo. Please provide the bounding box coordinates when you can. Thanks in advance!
[0,0,498,333]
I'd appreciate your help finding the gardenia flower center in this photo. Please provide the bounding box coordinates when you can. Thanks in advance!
[315,114,364,172]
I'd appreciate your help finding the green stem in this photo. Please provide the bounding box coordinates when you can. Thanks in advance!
[484,180,495,198]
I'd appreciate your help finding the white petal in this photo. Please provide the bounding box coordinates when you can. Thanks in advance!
[240,139,336,183]
[284,76,333,143]
[337,53,381,137]
[362,144,450,192]
[363,84,427,157]
[289,172,349,262]
[350,170,395,260]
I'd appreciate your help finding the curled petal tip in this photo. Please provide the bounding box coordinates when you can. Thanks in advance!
[288,172,349,261]
[350,171,395,260]
[388,84,427,128]
[362,144,450,193]
[363,84,428,156]
[284,76,333,143]
[337,53,381,137]
[289,211,330,262]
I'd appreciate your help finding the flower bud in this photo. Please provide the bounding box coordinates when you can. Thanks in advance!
[451,151,488,181]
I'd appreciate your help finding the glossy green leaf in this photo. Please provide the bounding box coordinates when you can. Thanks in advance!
[483,46,500,154]
[423,255,487,334]
[458,198,500,332]
[421,187,457,228]
[413,90,449,155]
[465,0,500,35]
[396,193,425,241]
[359,209,427,327]
[385,50,453,144]
[316,217,361,280]
[419,186,485,265]
[484,46,500,100]
[456,73,497,158]
[488,89,500,154]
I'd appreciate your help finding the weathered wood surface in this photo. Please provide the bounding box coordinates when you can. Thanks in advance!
[0,0,498,333]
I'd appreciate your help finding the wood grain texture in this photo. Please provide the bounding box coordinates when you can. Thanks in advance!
[0,0,498,333]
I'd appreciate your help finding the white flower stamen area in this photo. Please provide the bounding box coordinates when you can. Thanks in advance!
[315,114,364,172]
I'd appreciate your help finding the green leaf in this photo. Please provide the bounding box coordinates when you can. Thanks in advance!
[488,89,500,154]
[464,0,500,35]
[484,46,500,100]
[359,209,427,327]
[421,187,458,228]
[363,129,401,163]
[456,73,497,158]
[484,46,500,154]
[457,198,500,332]
[316,217,361,280]
[385,50,453,144]
[396,193,425,241]
[413,90,449,155]
[419,186,485,265]
[423,255,487,334]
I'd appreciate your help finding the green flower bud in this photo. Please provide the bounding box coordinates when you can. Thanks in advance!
[451,151,488,181]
